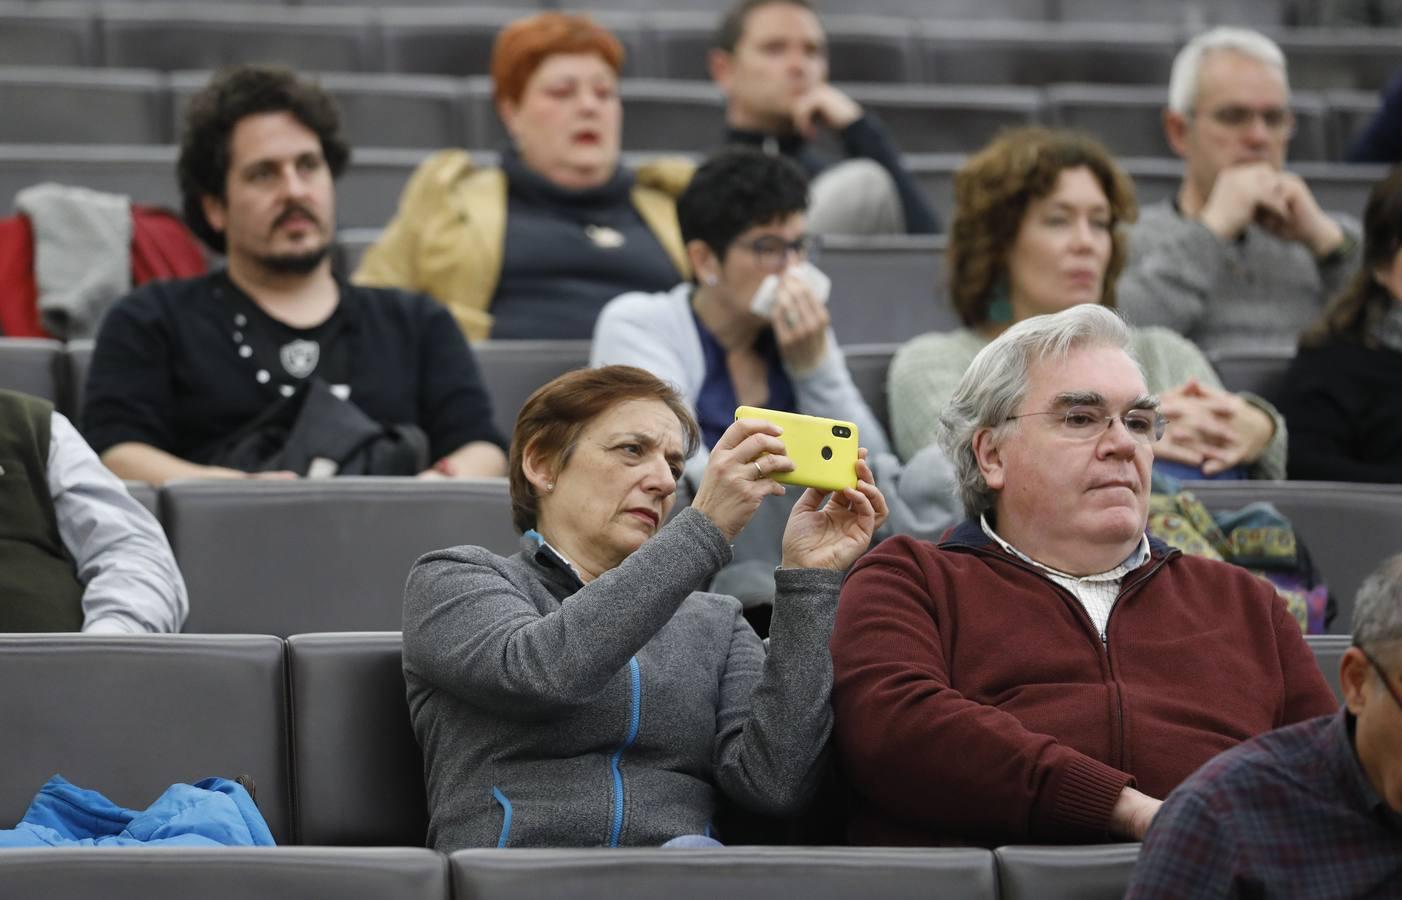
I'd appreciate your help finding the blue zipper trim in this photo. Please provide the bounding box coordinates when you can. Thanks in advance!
[608,656,642,847]
[491,786,512,848]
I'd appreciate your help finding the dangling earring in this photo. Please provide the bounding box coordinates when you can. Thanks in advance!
[986,276,1013,325]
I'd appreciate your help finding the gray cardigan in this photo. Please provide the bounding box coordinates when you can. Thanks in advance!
[402,506,842,851]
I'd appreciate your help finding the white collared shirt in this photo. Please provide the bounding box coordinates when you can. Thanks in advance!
[980,515,1150,639]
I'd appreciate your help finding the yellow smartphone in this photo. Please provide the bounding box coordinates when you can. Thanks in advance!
[735,406,859,492]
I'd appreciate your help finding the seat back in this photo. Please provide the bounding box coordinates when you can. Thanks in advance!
[819,235,953,345]
[0,5,98,68]
[450,847,998,900]
[1181,481,1402,632]
[166,479,518,635]
[0,67,171,144]
[0,847,448,899]
[1206,348,1294,405]
[842,343,898,436]
[845,84,1041,154]
[1306,634,1350,705]
[0,634,292,842]
[287,632,427,847]
[471,340,593,444]
[994,845,1141,900]
[0,337,65,407]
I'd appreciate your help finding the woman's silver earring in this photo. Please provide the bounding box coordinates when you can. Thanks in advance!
[703,274,718,286]
[546,482,554,492]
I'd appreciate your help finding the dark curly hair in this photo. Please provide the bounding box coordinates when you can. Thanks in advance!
[1301,164,1402,349]
[177,64,351,253]
[676,147,809,265]
[948,127,1137,327]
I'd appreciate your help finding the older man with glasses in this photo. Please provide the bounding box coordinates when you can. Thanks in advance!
[830,305,1336,847]
[1116,27,1362,356]
[1127,553,1402,898]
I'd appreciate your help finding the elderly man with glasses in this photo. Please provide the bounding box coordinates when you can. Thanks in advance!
[1127,554,1402,898]
[830,305,1335,847]
[1116,27,1362,356]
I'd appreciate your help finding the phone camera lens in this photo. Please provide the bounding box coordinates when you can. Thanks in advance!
[821,446,833,461]
[831,425,851,438]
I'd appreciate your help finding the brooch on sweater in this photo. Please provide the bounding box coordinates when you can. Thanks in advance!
[585,225,625,249]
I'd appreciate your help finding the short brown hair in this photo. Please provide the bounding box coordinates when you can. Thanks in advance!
[508,366,701,534]
[1301,164,1402,350]
[713,0,817,52]
[947,127,1137,328]
[491,12,625,108]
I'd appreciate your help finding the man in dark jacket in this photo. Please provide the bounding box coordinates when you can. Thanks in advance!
[708,0,938,236]
[831,304,1335,847]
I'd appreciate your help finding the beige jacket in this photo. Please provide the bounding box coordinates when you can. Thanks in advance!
[353,150,693,341]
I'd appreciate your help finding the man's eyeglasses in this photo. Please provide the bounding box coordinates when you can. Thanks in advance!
[735,234,812,270]
[1005,406,1167,444]
[1358,645,1402,712]
[1199,104,1294,134]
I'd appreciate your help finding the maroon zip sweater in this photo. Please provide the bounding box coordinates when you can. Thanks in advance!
[830,522,1337,847]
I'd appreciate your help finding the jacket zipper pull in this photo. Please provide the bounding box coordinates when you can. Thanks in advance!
[1100,630,1108,646]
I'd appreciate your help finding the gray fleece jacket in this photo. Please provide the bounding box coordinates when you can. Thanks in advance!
[402,506,841,851]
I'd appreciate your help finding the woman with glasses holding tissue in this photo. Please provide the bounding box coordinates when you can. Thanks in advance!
[592,147,888,609]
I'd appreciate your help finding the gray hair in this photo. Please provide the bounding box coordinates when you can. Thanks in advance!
[1353,553,1402,660]
[1168,27,1289,115]
[936,305,1138,520]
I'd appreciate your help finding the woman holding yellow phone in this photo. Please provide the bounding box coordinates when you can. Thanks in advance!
[591,149,889,604]
[403,365,886,851]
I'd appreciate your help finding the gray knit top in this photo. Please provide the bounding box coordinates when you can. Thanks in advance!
[402,506,842,850]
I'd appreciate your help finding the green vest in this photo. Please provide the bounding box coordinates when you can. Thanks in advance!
[0,389,85,631]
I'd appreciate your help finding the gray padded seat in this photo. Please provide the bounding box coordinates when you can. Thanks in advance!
[100,4,376,73]
[171,71,466,151]
[1179,481,1402,632]
[0,338,64,407]
[921,22,1179,86]
[123,480,159,519]
[1326,90,1383,160]
[337,147,438,229]
[841,343,898,436]
[0,634,292,842]
[1119,156,1185,207]
[1306,634,1350,704]
[1206,347,1294,404]
[819,234,954,345]
[844,84,1041,154]
[0,847,447,899]
[0,67,170,145]
[64,338,93,422]
[903,152,963,221]
[472,340,593,443]
[450,847,999,900]
[1292,161,1389,219]
[287,632,426,847]
[382,8,646,78]
[1055,0,1204,23]
[1276,29,1402,92]
[335,227,381,276]
[648,12,920,83]
[166,478,518,635]
[994,844,1141,900]
[0,2,98,68]
[0,144,180,211]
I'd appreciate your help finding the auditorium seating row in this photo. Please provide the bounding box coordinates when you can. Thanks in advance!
[2,4,1398,90]
[0,142,1385,233]
[0,66,1387,162]
[0,628,1346,896]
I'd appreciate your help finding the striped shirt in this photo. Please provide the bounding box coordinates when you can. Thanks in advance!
[979,515,1151,637]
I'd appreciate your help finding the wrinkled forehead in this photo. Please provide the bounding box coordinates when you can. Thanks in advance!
[1194,48,1289,108]
[1020,343,1150,412]
[585,398,687,451]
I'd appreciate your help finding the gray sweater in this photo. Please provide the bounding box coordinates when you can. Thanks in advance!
[402,506,841,851]
[1116,200,1360,356]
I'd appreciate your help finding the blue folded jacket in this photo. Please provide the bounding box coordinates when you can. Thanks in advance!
[0,774,275,848]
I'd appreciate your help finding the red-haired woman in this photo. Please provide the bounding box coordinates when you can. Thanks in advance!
[356,13,692,342]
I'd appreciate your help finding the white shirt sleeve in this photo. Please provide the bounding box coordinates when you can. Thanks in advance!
[47,412,188,633]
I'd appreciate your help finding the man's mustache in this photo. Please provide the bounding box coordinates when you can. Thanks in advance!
[271,204,321,232]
